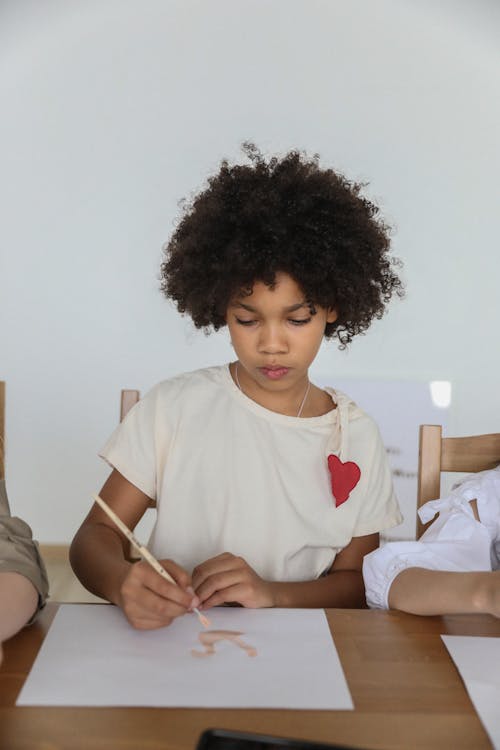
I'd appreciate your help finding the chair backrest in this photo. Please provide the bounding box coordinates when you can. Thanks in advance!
[416,424,500,538]
[120,389,140,422]
[0,381,5,480]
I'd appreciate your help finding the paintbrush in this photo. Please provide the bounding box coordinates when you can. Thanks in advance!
[92,493,210,628]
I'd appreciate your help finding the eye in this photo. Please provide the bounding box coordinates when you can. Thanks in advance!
[235,318,257,326]
[289,318,311,326]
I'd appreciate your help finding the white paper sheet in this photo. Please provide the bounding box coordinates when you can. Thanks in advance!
[442,635,500,750]
[17,605,353,709]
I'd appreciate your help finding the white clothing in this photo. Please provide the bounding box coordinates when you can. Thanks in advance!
[363,466,500,609]
[100,365,401,581]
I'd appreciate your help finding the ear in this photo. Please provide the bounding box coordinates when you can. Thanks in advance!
[326,308,338,324]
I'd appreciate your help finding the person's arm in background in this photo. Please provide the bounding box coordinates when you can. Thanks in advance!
[388,498,500,616]
[388,567,500,616]
[0,572,38,665]
[0,478,50,666]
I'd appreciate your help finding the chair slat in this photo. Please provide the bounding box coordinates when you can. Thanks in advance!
[120,389,140,422]
[441,434,500,473]
[416,424,500,539]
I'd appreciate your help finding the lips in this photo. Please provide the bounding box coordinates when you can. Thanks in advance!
[260,366,289,380]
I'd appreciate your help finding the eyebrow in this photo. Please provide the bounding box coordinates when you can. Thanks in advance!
[232,302,309,313]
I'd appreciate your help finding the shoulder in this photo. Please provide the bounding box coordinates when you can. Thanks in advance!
[327,388,379,432]
[149,365,227,400]
[137,365,228,419]
[325,387,385,459]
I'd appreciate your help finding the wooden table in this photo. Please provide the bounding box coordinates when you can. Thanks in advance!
[1,603,499,750]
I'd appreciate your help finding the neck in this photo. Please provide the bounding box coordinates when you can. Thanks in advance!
[233,362,311,418]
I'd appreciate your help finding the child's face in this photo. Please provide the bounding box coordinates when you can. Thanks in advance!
[226,272,337,395]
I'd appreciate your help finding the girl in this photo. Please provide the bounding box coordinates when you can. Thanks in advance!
[70,145,404,630]
[363,466,500,616]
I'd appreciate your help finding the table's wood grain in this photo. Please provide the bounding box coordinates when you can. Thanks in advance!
[1,604,498,750]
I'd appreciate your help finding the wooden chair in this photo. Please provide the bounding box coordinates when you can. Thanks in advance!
[416,424,500,538]
[120,389,140,422]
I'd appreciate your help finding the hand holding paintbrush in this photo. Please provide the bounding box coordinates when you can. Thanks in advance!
[92,493,210,628]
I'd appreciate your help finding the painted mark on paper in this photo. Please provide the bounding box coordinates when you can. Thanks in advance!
[191,630,257,658]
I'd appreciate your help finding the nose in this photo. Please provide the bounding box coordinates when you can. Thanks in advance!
[257,323,288,354]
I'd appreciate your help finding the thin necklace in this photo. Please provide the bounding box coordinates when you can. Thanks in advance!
[234,363,311,418]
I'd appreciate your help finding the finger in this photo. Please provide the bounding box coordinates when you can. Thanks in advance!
[192,554,241,590]
[123,606,174,630]
[159,558,193,590]
[127,618,171,631]
[195,569,245,605]
[201,582,251,610]
[123,567,196,613]
[122,584,190,623]
[131,562,196,609]
[124,610,176,630]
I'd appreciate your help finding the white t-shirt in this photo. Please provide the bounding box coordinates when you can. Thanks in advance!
[100,365,402,581]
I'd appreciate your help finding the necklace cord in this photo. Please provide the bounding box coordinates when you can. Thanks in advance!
[234,363,310,418]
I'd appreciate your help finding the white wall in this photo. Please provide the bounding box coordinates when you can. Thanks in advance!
[1,0,499,543]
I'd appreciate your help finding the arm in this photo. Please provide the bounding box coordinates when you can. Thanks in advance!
[192,533,379,610]
[0,571,39,667]
[385,500,500,616]
[388,568,500,617]
[272,533,378,608]
[0,571,39,642]
[70,469,197,629]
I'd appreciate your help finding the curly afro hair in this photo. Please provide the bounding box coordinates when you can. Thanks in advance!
[160,143,404,347]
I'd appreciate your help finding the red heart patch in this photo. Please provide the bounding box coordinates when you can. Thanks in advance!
[328,455,361,507]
